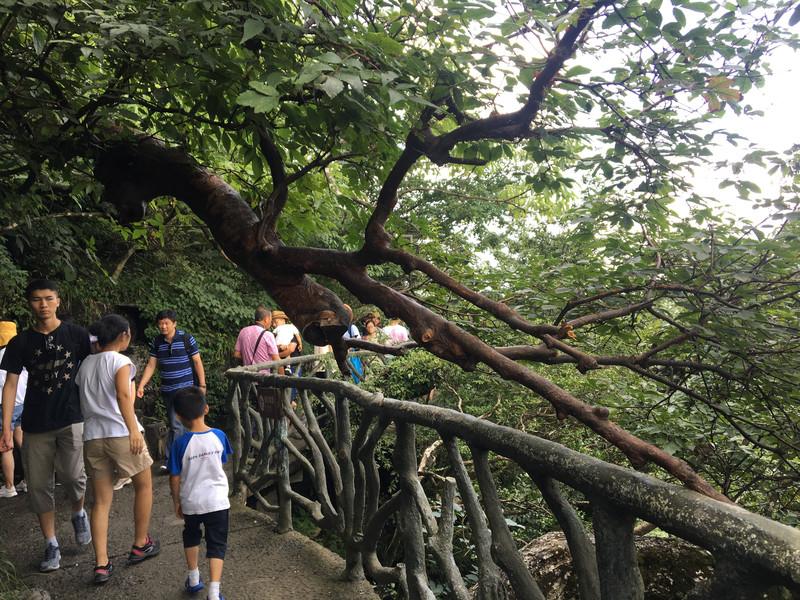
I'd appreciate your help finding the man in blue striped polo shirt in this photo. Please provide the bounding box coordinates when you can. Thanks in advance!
[136,309,206,469]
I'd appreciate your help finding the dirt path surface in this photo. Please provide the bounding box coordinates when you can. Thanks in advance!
[0,468,378,600]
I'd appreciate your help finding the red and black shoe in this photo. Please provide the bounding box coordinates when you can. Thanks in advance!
[127,535,161,564]
[93,562,113,584]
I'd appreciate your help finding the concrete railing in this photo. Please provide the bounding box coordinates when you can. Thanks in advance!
[226,354,800,599]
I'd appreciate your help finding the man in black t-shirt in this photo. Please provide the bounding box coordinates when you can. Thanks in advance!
[0,279,92,572]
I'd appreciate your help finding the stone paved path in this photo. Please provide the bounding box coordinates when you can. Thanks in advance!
[0,468,378,600]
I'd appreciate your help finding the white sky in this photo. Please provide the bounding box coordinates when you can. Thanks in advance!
[691,45,800,223]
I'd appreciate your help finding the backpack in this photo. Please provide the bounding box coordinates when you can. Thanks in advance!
[157,331,199,385]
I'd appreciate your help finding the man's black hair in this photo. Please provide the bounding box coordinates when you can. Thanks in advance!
[173,386,207,420]
[25,279,60,300]
[254,306,270,322]
[156,308,178,322]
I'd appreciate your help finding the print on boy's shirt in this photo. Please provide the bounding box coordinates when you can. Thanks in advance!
[186,449,223,462]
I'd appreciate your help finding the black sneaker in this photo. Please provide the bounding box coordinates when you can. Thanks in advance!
[93,562,113,584]
[127,535,160,564]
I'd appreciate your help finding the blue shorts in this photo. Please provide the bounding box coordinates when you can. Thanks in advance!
[0,404,22,432]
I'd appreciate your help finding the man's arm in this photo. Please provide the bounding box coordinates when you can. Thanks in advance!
[1,373,19,451]
[191,353,206,391]
[136,356,158,398]
[169,474,183,518]
[293,332,303,353]
[232,349,243,364]
[270,353,284,375]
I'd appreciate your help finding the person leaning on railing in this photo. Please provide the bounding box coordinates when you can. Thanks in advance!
[233,307,284,419]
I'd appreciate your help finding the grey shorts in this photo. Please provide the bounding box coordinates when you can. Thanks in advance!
[22,423,87,514]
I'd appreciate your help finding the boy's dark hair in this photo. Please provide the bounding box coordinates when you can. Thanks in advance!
[89,314,130,347]
[25,279,60,300]
[173,386,207,420]
[156,308,178,322]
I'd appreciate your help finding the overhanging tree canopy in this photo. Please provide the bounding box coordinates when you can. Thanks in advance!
[2,0,799,502]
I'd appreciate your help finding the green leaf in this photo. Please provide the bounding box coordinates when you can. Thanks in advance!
[365,32,403,56]
[32,28,46,55]
[388,88,404,105]
[241,19,265,44]
[295,61,334,86]
[564,65,591,78]
[235,90,278,113]
[318,52,342,64]
[317,75,344,98]
[338,72,363,94]
[682,2,714,16]
[248,81,278,96]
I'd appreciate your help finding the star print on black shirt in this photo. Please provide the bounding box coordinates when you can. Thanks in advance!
[0,322,90,433]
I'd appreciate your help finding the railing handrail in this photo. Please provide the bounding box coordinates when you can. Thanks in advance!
[225,364,800,586]
[231,350,378,373]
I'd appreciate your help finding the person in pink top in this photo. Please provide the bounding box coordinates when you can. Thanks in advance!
[382,319,410,345]
[234,307,284,420]
[233,307,281,371]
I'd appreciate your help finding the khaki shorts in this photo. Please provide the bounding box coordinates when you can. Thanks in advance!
[22,423,87,514]
[84,437,153,480]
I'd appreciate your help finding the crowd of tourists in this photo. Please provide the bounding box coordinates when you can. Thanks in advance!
[0,278,410,598]
[234,304,410,384]
[0,280,229,599]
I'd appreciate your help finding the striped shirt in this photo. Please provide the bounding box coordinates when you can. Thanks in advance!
[149,330,199,393]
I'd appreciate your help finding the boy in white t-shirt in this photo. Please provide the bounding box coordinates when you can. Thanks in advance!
[76,314,159,584]
[169,386,232,600]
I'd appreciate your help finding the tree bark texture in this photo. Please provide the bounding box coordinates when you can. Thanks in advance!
[591,501,644,600]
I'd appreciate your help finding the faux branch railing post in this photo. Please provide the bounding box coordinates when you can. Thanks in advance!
[225,355,800,599]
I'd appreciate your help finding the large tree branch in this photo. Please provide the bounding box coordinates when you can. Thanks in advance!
[422,0,611,162]
[363,0,610,250]
[95,133,727,502]
[253,123,289,239]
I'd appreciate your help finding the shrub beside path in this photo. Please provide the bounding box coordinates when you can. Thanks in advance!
[0,468,378,600]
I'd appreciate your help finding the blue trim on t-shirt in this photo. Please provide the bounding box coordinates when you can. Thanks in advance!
[168,428,232,474]
[211,429,233,463]
[168,431,193,475]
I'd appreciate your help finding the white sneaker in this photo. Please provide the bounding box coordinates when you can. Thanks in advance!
[0,486,18,498]
[15,480,27,493]
[113,477,132,491]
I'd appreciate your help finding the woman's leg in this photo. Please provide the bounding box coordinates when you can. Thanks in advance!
[13,426,23,486]
[1,446,13,489]
[90,476,114,566]
[131,466,153,547]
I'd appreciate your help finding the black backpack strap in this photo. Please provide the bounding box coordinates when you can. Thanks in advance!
[253,328,268,359]
[181,331,199,385]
